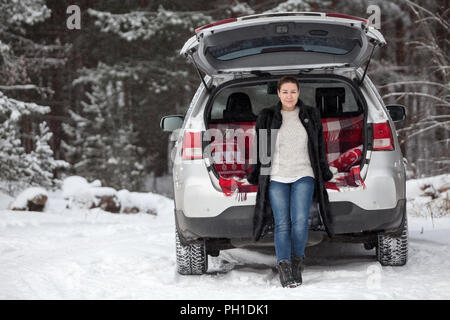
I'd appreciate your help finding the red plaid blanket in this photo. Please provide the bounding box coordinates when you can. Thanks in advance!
[218,176,257,201]
[325,166,366,191]
[211,116,365,200]
[209,122,255,179]
[322,115,364,163]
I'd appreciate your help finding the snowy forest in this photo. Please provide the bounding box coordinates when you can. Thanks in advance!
[0,0,448,197]
[1,0,450,301]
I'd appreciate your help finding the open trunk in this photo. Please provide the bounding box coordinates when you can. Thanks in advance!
[203,75,367,193]
[181,12,385,76]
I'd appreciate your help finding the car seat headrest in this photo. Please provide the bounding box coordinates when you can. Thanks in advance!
[223,92,256,122]
[315,87,346,117]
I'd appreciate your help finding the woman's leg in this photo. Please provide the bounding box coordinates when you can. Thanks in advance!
[290,176,315,258]
[268,180,291,263]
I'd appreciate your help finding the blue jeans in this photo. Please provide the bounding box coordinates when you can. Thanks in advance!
[268,176,315,263]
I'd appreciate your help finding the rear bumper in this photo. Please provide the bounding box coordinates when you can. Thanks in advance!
[329,199,406,234]
[176,205,255,240]
[175,199,406,241]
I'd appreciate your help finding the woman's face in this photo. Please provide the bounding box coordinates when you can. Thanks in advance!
[277,82,300,108]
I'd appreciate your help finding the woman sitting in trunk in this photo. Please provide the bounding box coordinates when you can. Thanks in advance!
[247,75,335,288]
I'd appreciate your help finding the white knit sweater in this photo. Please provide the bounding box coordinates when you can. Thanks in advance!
[270,107,315,183]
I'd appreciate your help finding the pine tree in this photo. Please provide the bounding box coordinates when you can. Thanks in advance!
[28,122,69,188]
[0,0,70,194]
[0,117,29,194]
[64,83,146,190]
[0,91,68,194]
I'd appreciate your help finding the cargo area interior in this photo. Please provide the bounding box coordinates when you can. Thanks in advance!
[206,79,365,185]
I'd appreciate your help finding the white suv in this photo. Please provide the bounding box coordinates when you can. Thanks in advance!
[161,12,408,275]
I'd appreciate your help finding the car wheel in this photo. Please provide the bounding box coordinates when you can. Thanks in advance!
[377,216,408,266]
[175,229,208,275]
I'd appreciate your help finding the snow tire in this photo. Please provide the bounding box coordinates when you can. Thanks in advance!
[175,229,208,275]
[377,216,408,266]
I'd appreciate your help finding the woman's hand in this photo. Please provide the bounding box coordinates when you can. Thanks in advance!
[327,166,338,182]
[329,166,338,176]
[236,177,250,184]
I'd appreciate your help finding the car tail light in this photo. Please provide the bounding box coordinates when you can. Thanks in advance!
[372,122,394,151]
[326,13,368,23]
[195,18,238,33]
[182,131,203,159]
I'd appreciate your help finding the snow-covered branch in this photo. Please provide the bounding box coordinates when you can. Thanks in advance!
[403,0,450,31]
[0,84,54,95]
[382,92,450,105]
[398,121,450,139]
[0,0,50,28]
[88,7,212,41]
[0,90,50,120]
[379,81,450,90]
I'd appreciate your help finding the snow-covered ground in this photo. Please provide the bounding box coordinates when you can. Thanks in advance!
[0,175,449,299]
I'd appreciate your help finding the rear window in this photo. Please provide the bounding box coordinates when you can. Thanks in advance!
[208,79,363,122]
[207,36,360,61]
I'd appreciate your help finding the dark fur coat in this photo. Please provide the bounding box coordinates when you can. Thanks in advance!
[247,99,334,241]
